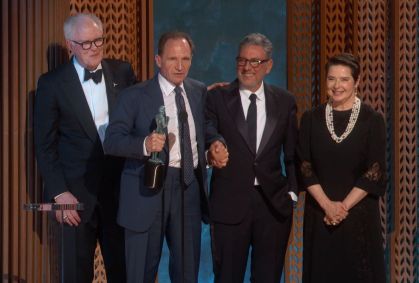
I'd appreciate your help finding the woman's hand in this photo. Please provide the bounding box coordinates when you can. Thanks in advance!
[323,201,348,226]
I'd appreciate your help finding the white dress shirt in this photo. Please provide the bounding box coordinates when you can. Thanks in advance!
[239,83,266,185]
[73,57,108,143]
[240,82,298,202]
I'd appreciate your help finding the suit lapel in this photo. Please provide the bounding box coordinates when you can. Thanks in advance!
[101,60,118,115]
[62,63,99,143]
[225,85,255,155]
[257,85,279,158]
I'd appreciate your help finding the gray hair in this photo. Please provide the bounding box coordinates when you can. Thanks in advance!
[238,33,273,59]
[63,13,103,40]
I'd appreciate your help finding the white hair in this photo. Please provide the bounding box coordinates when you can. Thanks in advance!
[63,13,103,40]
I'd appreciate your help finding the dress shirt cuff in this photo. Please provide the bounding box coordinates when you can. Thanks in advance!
[205,150,211,168]
[54,192,67,201]
[143,137,151,156]
[288,191,298,202]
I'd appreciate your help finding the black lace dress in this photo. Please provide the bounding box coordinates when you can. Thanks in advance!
[298,103,386,283]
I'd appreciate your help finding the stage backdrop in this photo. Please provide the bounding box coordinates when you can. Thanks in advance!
[154,0,287,282]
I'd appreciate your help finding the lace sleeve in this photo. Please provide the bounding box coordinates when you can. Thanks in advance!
[363,162,383,182]
[301,161,314,178]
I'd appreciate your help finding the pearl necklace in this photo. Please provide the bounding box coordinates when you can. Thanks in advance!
[325,97,361,143]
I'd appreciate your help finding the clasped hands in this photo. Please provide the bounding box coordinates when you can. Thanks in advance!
[207,140,229,168]
[145,133,229,169]
[323,201,348,226]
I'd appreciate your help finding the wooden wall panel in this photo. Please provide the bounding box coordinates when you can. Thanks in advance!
[354,0,389,251]
[1,1,69,283]
[319,1,352,103]
[391,1,417,282]
[285,1,314,281]
[287,0,315,116]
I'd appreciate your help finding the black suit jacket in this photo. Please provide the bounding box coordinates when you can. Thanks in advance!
[34,58,136,221]
[206,80,298,224]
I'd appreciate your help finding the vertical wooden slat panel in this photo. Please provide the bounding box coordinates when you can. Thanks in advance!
[311,0,321,108]
[26,0,36,281]
[416,1,419,281]
[1,1,69,282]
[391,0,417,282]
[320,0,349,103]
[354,0,388,252]
[285,1,314,281]
[138,0,154,80]
[384,0,395,278]
[287,0,314,116]
[11,1,20,280]
[1,0,11,278]
[18,0,28,280]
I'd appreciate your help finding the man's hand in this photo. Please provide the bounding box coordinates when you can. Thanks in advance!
[207,82,229,91]
[207,140,229,168]
[55,191,81,226]
[145,132,166,154]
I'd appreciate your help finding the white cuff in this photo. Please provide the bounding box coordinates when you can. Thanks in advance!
[143,137,150,156]
[288,191,298,202]
[54,192,66,201]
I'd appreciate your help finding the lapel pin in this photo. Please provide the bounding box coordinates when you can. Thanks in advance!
[113,82,118,87]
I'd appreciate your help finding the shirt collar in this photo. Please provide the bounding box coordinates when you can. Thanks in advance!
[239,81,265,101]
[158,73,185,97]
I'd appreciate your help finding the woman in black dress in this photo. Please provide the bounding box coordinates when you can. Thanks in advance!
[298,53,386,283]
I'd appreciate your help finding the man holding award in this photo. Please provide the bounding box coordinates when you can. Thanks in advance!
[104,31,227,283]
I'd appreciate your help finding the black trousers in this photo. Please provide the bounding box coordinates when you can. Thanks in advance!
[212,186,292,283]
[59,204,126,283]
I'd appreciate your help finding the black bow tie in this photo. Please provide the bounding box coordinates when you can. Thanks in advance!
[84,69,103,84]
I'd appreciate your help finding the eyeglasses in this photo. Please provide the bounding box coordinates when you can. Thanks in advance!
[236,57,270,68]
[71,37,105,50]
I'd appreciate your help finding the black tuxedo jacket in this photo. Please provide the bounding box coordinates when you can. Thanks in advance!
[206,80,298,224]
[34,58,136,221]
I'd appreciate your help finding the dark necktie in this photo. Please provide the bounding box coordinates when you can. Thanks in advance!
[247,93,257,154]
[84,69,103,84]
[174,86,195,186]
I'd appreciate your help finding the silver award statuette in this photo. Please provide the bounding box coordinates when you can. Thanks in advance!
[144,106,169,189]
